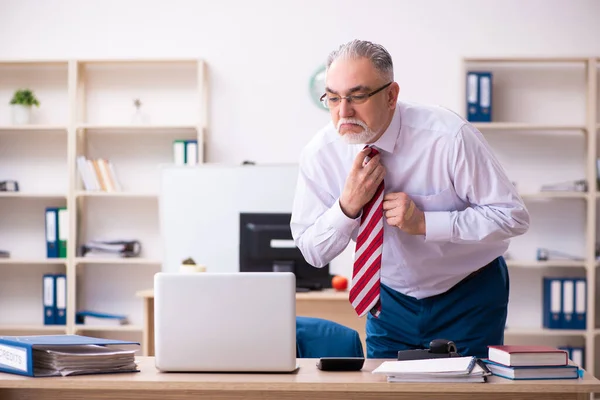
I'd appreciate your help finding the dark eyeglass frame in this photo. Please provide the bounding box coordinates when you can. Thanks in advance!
[320,82,393,109]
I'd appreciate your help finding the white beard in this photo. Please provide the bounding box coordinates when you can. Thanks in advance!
[337,118,379,144]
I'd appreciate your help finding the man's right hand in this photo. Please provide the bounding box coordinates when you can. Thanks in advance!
[339,147,386,219]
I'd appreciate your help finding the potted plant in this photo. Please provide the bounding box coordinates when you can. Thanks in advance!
[10,89,40,125]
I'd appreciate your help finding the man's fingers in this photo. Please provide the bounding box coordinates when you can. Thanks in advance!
[352,147,372,170]
[363,153,381,171]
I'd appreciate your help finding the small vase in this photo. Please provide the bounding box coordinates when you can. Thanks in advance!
[11,105,31,125]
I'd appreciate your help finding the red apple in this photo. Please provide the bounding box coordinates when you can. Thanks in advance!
[331,275,348,291]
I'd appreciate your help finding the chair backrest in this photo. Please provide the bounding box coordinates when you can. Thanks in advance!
[296,316,364,358]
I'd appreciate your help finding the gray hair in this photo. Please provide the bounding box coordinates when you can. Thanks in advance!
[326,39,394,82]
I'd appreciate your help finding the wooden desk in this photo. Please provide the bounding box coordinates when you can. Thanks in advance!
[0,357,598,400]
[136,288,366,356]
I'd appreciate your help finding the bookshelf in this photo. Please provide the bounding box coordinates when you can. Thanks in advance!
[462,57,598,377]
[0,59,207,340]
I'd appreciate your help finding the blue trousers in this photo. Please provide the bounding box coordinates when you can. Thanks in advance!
[365,257,509,359]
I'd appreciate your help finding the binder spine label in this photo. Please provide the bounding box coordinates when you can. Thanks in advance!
[0,343,27,372]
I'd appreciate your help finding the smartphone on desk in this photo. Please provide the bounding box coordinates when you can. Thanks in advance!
[316,357,365,371]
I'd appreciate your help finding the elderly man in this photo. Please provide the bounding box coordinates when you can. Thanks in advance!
[290,39,529,359]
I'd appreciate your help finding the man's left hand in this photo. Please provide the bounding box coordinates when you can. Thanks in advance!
[382,192,426,235]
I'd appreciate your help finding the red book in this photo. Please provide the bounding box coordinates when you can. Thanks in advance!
[488,345,569,367]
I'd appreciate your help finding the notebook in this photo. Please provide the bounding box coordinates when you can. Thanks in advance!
[488,345,568,367]
[372,356,487,383]
[482,359,580,380]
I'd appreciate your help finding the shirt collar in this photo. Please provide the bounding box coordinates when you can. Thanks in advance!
[368,103,401,154]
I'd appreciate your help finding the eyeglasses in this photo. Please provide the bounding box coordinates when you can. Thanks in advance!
[320,82,392,109]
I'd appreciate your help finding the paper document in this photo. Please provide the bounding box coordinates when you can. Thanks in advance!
[373,356,487,383]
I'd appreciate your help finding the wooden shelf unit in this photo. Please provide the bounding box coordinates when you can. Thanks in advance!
[463,56,598,377]
[0,58,208,337]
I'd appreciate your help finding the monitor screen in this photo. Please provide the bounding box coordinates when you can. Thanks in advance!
[239,213,333,290]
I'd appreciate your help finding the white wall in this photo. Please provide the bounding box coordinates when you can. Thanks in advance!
[1,0,599,164]
[2,0,600,334]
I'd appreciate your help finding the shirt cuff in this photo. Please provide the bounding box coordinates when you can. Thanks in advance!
[424,211,452,242]
[322,199,361,237]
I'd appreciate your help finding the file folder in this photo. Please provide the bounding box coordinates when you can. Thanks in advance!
[562,279,574,329]
[0,335,139,377]
[45,208,59,258]
[55,275,66,325]
[571,347,584,368]
[42,274,55,325]
[185,140,198,165]
[466,72,479,122]
[574,278,586,330]
[58,207,68,258]
[543,278,562,329]
[173,140,186,165]
[478,72,492,122]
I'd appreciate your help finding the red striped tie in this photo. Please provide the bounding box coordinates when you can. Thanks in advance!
[349,145,383,318]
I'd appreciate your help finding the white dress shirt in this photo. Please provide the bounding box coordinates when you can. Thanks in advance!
[290,101,530,299]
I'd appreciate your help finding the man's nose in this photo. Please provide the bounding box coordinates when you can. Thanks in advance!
[339,98,354,118]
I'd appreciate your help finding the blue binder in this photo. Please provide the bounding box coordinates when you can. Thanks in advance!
[542,277,562,329]
[55,274,67,325]
[561,278,575,329]
[42,274,56,325]
[574,278,587,330]
[477,72,492,122]
[466,72,480,121]
[45,208,59,258]
[0,335,139,377]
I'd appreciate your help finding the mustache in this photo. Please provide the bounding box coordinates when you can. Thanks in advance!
[337,118,368,131]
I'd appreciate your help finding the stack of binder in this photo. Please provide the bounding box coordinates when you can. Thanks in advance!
[0,335,139,377]
[43,274,66,325]
[173,139,198,165]
[466,71,493,122]
[45,207,67,259]
[543,277,586,330]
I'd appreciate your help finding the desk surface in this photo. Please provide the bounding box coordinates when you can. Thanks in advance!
[136,288,350,301]
[0,357,598,400]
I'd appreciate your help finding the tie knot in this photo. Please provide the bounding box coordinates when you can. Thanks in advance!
[364,145,380,157]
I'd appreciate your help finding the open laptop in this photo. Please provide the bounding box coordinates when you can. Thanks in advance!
[153,271,297,372]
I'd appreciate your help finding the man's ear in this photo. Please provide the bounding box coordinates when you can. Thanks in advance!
[387,82,400,109]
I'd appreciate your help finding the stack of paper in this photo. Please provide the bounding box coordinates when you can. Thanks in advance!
[32,344,138,377]
[372,356,488,383]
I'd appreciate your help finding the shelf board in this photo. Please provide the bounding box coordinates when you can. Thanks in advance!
[74,325,142,332]
[506,260,586,268]
[75,191,158,199]
[0,125,68,132]
[472,122,586,131]
[505,328,587,336]
[0,192,66,199]
[75,258,161,265]
[76,124,197,132]
[0,259,67,265]
[519,191,588,200]
[0,324,67,332]
[464,57,589,63]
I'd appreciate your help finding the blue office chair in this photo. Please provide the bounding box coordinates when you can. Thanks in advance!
[296,316,364,358]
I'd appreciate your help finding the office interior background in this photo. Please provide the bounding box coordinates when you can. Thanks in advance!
[2,0,600,377]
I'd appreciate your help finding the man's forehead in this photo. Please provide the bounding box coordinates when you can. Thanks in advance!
[326,58,379,92]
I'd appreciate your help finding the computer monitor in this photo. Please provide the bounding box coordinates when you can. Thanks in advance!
[239,212,333,291]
